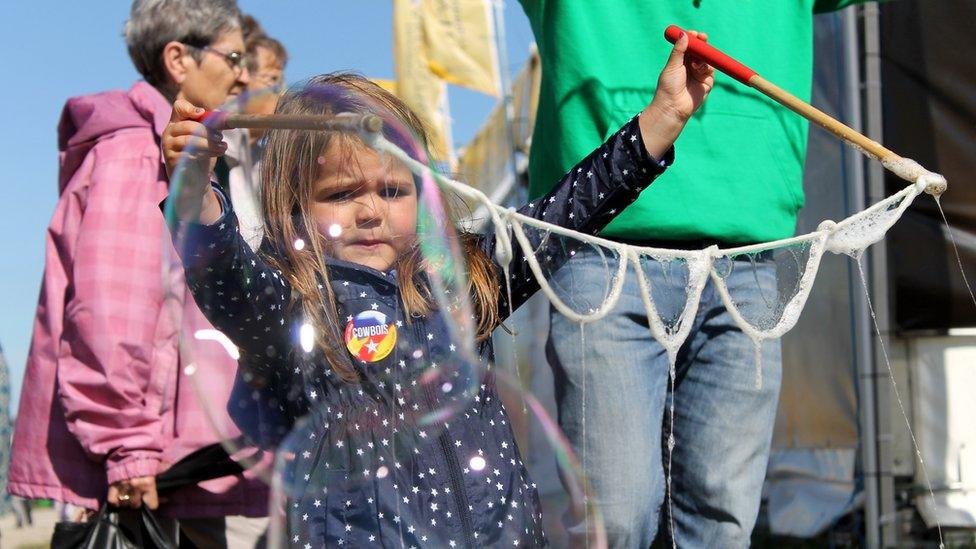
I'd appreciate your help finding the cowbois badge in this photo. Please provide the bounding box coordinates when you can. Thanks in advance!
[344,310,397,362]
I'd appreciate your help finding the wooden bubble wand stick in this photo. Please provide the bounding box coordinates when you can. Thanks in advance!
[201,111,384,134]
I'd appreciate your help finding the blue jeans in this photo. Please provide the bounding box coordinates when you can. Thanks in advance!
[547,248,782,548]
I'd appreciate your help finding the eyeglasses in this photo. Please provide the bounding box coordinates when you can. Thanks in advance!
[184,44,246,74]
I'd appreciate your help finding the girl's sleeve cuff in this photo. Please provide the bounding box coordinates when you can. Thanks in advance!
[176,184,240,268]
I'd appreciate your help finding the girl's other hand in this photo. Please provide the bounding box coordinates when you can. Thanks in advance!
[162,99,227,178]
[639,29,716,159]
[162,99,226,224]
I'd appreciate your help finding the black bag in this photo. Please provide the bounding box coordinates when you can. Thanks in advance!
[50,443,248,549]
[50,504,175,549]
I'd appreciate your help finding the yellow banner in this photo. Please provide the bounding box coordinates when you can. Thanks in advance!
[421,0,501,97]
[458,50,540,195]
[393,0,453,164]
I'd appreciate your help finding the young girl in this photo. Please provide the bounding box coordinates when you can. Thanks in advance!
[163,31,713,547]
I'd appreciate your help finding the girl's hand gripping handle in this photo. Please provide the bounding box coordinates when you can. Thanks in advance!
[639,29,716,159]
[161,99,226,224]
[664,25,758,85]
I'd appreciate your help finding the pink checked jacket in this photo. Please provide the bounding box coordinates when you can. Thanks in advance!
[8,82,268,518]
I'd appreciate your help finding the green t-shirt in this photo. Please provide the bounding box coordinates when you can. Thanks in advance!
[520,0,864,243]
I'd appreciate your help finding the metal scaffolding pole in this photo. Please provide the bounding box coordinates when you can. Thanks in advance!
[491,0,523,207]
[859,3,899,546]
[844,7,882,548]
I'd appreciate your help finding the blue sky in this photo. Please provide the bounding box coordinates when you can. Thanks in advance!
[0,1,534,413]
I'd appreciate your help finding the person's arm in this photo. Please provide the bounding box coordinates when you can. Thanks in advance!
[171,186,300,449]
[483,116,672,315]
[55,153,169,509]
[483,30,714,316]
[162,99,292,356]
[171,184,293,359]
[162,101,298,445]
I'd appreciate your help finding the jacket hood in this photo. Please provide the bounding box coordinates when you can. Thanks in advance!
[57,81,172,194]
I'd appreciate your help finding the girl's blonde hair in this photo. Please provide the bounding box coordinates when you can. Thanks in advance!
[259,72,500,381]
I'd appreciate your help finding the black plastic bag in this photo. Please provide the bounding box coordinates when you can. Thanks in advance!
[49,442,249,549]
[50,505,175,549]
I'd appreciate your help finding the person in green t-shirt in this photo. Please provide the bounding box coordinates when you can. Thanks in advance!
[517,1,868,546]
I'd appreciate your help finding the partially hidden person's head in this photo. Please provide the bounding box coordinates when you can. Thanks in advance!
[239,12,265,42]
[258,73,499,380]
[243,30,289,132]
[125,0,249,110]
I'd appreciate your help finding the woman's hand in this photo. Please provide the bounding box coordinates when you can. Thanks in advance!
[107,476,158,510]
[161,99,226,224]
[639,29,716,159]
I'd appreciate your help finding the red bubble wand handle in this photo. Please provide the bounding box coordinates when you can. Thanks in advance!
[664,25,933,187]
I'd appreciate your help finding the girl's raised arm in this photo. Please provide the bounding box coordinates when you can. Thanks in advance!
[481,30,713,317]
[167,183,293,361]
[484,115,671,317]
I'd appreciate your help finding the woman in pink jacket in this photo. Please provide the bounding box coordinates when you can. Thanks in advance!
[9,0,269,545]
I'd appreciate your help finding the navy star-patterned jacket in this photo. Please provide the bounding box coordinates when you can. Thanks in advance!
[174,116,670,547]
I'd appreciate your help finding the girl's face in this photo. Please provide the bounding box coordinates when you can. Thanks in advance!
[311,141,418,272]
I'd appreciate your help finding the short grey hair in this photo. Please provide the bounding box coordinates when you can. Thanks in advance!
[124,0,242,88]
